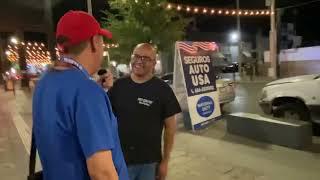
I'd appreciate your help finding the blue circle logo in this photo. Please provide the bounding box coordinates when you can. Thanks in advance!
[196,96,215,118]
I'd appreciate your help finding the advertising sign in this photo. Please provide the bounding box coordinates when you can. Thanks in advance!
[174,41,221,130]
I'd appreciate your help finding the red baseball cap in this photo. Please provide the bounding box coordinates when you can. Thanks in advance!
[56,10,112,47]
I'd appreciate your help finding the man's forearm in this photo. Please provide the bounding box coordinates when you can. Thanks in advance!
[163,129,175,161]
[91,171,118,180]
[163,116,177,161]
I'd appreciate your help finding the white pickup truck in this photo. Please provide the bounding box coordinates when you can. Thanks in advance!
[259,74,320,124]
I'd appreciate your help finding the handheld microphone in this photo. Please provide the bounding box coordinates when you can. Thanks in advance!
[97,69,108,84]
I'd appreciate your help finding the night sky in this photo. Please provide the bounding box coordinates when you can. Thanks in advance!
[3,0,320,46]
[54,0,320,46]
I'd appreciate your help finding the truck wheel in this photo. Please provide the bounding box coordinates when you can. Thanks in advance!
[273,102,310,122]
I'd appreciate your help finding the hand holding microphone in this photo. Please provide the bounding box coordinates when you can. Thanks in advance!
[97,69,114,90]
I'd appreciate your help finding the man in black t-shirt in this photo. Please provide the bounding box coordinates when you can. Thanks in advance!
[102,43,181,180]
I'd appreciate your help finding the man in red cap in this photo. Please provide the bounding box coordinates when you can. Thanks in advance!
[32,11,129,180]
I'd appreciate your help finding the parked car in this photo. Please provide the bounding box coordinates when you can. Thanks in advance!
[259,74,320,123]
[211,52,239,74]
[160,73,235,105]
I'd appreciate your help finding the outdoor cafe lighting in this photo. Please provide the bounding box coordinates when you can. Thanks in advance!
[194,8,199,13]
[218,10,222,14]
[211,9,215,14]
[186,7,191,12]
[245,11,248,15]
[10,37,19,44]
[225,11,230,15]
[167,4,172,9]
[177,6,181,11]
[5,50,11,56]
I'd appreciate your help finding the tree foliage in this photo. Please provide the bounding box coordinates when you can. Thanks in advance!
[102,0,190,64]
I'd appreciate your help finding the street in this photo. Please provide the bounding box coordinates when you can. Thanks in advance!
[1,82,320,180]
[224,82,266,115]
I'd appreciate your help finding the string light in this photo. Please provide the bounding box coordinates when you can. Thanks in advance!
[203,9,207,13]
[162,3,270,17]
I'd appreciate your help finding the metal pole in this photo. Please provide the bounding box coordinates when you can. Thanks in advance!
[44,0,57,61]
[87,0,93,15]
[269,0,277,78]
[236,0,242,75]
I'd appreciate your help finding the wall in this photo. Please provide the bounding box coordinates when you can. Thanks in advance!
[264,46,320,62]
[262,46,320,77]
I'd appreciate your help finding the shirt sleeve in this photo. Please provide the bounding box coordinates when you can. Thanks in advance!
[75,82,115,159]
[162,85,182,119]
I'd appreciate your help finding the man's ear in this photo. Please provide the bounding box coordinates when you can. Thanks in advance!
[89,36,97,52]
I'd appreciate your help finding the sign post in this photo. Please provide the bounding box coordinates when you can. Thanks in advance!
[173,41,221,131]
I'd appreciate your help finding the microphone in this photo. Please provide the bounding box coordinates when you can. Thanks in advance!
[97,69,107,76]
[97,69,108,84]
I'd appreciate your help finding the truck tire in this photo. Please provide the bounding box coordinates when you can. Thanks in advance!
[273,102,310,122]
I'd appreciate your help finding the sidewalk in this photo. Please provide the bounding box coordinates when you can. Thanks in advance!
[1,88,320,180]
[0,88,29,180]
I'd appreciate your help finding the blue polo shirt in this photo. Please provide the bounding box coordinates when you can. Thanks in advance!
[32,67,129,180]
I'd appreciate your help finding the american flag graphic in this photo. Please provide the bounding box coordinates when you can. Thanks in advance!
[177,42,218,54]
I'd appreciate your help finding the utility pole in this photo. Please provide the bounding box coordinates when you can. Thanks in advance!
[236,0,242,69]
[269,0,278,78]
[87,0,93,15]
[44,0,56,61]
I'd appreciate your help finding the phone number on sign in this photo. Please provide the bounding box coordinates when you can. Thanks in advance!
[192,85,215,94]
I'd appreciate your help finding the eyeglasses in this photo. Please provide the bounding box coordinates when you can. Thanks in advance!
[131,54,154,63]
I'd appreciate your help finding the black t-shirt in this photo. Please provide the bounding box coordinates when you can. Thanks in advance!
[108,76,181,165]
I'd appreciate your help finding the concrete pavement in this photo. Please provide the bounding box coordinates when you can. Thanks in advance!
[1,88,320,180]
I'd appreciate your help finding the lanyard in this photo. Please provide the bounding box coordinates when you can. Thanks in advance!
[58,57,92,80]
